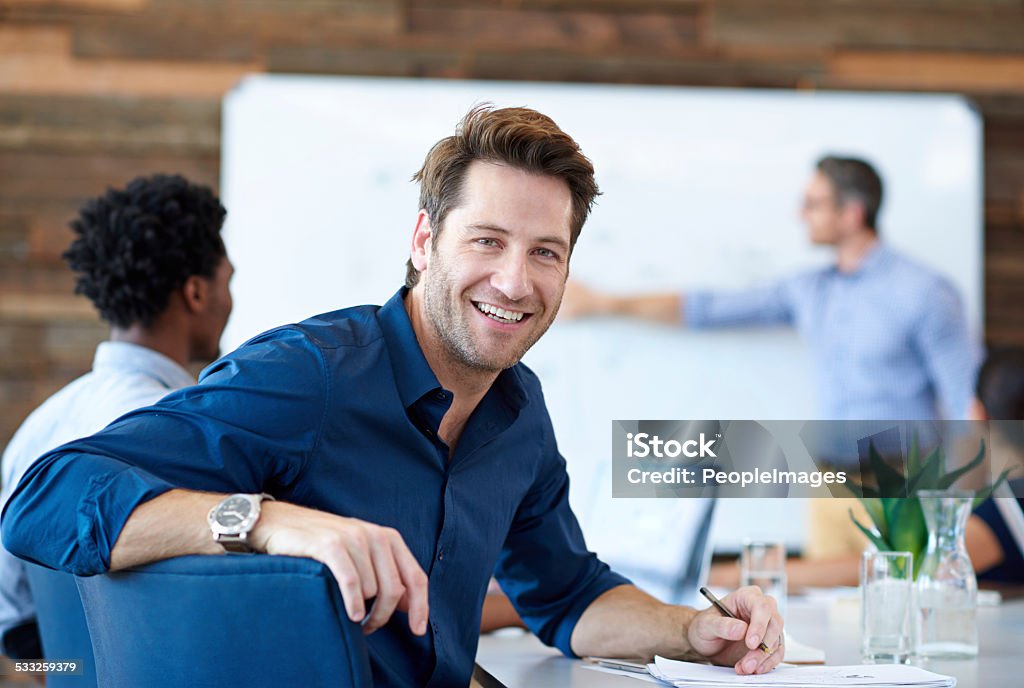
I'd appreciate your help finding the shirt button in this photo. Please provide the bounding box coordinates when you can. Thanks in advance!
[435,391,447,401]
[437,550,444,561]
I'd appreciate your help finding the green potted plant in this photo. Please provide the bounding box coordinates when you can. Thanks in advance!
[846,435,1013,577]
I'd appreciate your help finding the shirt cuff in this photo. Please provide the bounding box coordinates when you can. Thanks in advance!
[552,573,632,658]
[77,462,176,574]
[684,291,711,328]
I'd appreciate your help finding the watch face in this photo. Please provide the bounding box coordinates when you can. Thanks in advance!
[213,495,255,534]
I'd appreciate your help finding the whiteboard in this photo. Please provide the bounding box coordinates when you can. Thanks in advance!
[221,75,982,555]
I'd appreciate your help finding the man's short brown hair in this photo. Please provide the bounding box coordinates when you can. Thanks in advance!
[816,156,884,232]
[405,104,599,288]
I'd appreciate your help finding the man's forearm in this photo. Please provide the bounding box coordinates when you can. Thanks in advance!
[571,584,786,676]
[570,585,698,659]
[611,293,684,326]
[109,489,225,570]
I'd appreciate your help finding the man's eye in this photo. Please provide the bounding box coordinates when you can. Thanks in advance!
[534,248,558,259]
[476,238,499,247]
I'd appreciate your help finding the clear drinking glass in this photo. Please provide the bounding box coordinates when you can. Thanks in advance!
[740,539,787,618]
[915,489,978,659]
[860,550,913,664]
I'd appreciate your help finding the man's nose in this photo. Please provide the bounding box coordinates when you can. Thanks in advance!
[491,253,533,302]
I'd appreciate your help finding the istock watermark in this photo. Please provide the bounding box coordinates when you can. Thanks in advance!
[611,419,1022,498]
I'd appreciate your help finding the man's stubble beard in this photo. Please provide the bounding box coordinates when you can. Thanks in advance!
[422,251,560,373]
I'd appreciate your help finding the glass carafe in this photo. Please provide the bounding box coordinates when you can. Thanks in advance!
[914,489,978,659]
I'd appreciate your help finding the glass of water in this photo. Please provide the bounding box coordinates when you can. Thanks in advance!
[860,551,913,664]
[740,539,787,618]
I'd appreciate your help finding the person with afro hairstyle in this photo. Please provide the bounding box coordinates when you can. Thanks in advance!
[0,173,233,660]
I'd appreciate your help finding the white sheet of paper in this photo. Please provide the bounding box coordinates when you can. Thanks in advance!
[648,656,955,687]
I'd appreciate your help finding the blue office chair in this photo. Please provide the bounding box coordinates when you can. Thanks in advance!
[24,564,97,687]
[76,554,373,688]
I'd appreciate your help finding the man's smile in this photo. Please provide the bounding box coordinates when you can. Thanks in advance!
[473,300,532,325]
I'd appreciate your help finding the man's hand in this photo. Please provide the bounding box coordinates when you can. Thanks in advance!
[251,501,429,636]
[687,586,784,675]
[559,280,683,325]
[559,280,610,320]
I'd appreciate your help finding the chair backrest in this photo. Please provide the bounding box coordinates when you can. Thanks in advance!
[75,554,373,688]
[24,564,97,688]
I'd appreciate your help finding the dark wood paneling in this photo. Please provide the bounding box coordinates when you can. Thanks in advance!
[0,151,219,204]
[711,1,1024,53]
[0,94,220,154]
[406,7,701,53]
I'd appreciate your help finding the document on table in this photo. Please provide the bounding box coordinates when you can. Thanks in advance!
[780,631,825,664]
[647,656,956,687]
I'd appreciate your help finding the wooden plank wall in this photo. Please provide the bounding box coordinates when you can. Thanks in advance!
[1,0,1023,447]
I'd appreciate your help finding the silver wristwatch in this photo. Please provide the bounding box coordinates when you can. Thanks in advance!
[208,493,275,553]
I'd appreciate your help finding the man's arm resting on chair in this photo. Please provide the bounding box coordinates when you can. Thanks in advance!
[111,489,429,635]
[569,585,784,676]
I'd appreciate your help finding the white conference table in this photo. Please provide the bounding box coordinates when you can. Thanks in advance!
[475,594,1024,687]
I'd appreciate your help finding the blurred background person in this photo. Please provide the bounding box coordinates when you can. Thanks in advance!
[967,348,1024,583]
[0,174,233,659]
[563,155,978,424]
[564,155,981,591]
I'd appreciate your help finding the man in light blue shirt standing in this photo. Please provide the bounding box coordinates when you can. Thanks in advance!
[564,155,978,423]
[0,174,234,659]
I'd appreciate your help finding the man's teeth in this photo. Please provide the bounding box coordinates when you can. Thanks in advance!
[475,303,525,323]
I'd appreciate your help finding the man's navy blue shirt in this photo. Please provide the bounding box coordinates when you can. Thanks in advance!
[3,289,629,687]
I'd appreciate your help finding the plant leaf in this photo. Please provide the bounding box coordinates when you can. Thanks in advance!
[888,499,926,552]
[906,431,922,480]
[858,497,888,541]
[850,510,892,552]
[851,509,892,552]
[937,439,987,490]
[869,440,908,497]
[907,446,943,494]
[971,466,1016,509]
[886,498,928,578]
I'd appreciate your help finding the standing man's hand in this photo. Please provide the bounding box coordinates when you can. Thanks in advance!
[251,501,429,636]
[559,280,612,320]
[687,586,784,674]
[558,280,683,325]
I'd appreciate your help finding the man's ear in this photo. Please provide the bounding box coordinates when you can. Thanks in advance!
[410,210,433,273]
[840,199,867,232]
[181,274,208,315]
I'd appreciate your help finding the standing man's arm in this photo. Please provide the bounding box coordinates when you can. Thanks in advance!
[571,584,783,675]
[560,281,684,325]
[914,280,979,420]
[560,278,796,329]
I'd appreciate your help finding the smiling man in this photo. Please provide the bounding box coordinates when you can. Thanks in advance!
[3,106,783,687]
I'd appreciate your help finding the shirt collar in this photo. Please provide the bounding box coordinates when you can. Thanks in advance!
[376,287,529,413]
[92,341,196,390]
[855,241,889,273]
[378,288,444,409]
[835,240,890,278]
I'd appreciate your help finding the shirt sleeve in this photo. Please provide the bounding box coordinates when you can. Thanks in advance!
[911,278,979,420]
[685,278,796,329]
[493,400,631,658]
[1,327,330,575]
[973,497,1024,583]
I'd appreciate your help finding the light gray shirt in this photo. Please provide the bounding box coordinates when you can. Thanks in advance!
[0,341,194,637]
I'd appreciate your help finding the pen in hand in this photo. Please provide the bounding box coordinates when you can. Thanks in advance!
[699,586,773,655]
